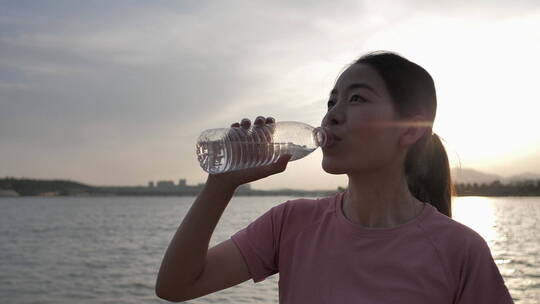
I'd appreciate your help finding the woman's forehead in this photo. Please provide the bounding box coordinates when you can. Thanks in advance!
[333,63,385,93]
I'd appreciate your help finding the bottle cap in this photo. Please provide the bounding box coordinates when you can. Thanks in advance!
[313,127,334,148]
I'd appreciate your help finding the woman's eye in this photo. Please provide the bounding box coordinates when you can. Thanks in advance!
[350,95,366,102]
[327,95,365,109]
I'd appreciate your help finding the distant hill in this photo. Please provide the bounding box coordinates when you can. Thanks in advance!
[2,170,540,197]
[451,168,540,185]
[451,168,502,184]
[0,178,95,196]
[503,172,540,184]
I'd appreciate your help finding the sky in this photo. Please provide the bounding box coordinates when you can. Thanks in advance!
[1,0,539,190]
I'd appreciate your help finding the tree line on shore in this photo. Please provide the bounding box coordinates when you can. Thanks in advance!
[2,177,540,197]
[453,180,540,196]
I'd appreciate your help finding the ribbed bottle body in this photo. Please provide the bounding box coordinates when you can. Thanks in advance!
[196,121,322,174]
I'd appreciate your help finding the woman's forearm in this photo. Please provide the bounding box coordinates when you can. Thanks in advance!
[155,176,236,296]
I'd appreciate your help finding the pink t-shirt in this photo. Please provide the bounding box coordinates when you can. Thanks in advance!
[231,191,514,304]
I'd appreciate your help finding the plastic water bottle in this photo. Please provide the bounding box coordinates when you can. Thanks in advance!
[196,121,332,174]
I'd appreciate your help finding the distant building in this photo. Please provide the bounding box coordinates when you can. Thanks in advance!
[178,179,187,187]
[157,180,175,188]
[148,181,154,188]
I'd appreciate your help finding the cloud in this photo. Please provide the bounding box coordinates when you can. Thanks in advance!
[0,1,370,145]
[1,0,539,187]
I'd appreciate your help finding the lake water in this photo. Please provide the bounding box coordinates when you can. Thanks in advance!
[0,195,538,303]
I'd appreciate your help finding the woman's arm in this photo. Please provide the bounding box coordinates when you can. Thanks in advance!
[155,116,290,301]
[155,176,240,301]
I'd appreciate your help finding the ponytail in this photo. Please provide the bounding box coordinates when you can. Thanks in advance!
[355,51,454,217]
[405,132,454,218]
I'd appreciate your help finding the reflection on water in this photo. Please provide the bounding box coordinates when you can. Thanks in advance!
[453,197,498,245]
[0,196,537,303]
[452,197,540,303]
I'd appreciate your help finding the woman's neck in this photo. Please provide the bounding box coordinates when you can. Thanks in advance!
[343,167,425,228]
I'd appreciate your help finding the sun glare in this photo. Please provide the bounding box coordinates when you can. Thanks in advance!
[452,197,498,245]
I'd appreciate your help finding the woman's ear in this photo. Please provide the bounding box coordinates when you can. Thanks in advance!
[399,115,430,147]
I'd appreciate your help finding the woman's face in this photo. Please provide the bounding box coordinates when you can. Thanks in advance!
[321,63,407,175]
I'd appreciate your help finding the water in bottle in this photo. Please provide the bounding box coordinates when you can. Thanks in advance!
[196,121,331,174]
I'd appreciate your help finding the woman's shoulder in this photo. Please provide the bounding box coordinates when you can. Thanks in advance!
[268,193,338,231]
[420,205,510,300]
[422,205,486,244]
[420,205,492,263]
[281,193,338,215]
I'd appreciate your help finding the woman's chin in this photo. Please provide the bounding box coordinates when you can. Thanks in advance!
[321,159,348,174]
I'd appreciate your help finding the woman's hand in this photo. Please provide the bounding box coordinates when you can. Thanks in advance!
[207,116,292,190]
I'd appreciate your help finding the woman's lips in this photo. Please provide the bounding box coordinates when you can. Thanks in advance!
[330,132,342,141]
[326,129,342,145]
[323,129,342,148]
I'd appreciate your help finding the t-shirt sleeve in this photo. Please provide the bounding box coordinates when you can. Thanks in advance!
[454,236,514,304]
[230,201,289,283]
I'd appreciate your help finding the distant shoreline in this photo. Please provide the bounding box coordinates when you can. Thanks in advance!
[1,177,540,197]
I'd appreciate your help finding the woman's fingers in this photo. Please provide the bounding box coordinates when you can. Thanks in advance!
[254,116,267,127]
[240,118,251,129]
[231,116,274,128]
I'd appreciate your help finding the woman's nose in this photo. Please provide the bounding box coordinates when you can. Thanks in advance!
[322,106,344,127]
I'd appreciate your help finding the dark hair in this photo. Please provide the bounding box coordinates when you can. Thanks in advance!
[355,51,454,217]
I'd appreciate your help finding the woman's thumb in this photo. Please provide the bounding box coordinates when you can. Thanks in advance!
[275,154,292,171]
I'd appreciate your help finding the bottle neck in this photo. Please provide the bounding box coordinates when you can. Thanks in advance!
[314,127,333,148]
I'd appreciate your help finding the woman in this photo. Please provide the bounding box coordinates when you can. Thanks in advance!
[156,51,514,303]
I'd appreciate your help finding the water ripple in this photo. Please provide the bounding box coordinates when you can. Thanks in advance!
[0,196,537,303]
